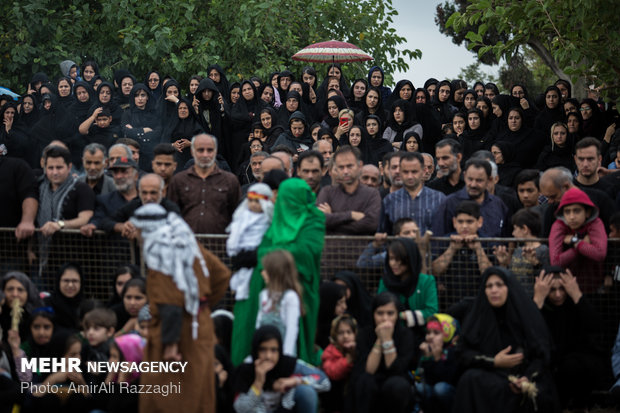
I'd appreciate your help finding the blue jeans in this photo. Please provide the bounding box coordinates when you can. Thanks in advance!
[415,381,455,412]
[287,384,317,413]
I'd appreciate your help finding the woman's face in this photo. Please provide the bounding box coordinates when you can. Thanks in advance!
[399,84,412,101]
[320,134,333,144]
[178,102,190,119]
[121,78,134,96]
[491,145,504,165]
[94,78,102,90]
[3,107,16,123]
[464,94,476,110]
[579,103,593,120]
[99,86,112,104]
[279,76,292,90]
[271,74,279,88]
[370,70,382,87]
[289,83,303,95]
[484,88,496,100]
[415,91,426,104]
[257,338,280,366]
[302,73,315,87]
[147,73,160,90]
[474,84,484,97]
[230,87,240,104]
[427,84,437,99]
[123,286,147,317]
[388,250,408,277]
[4,278,27,307]
[511,86,525,99]
[328,79,340,91]
[76,86,89,103]
[31,316,53,346]
[260,112,272,129]
[353,82,366,99]
[208,69,221,84]
[250,139,263,152]
[393,106,405,123]
[349,127,362,146]
[546,90,559,109]
[453,88,465,103]
[328,66,341,80]
[327,101,339,118]
[507,110,522,132]
[189,79,200,94]
[311,126,320,141]
[58,80,71,97]
[366,119,379,136]
[59,268,81,298]
[166,85,179,98]
[83,65,96,82]
[22,97,34,114]
[373,302,398,327]
[260,86,274,103]
[567,116,579,133]
[134,89,148,109]
[405,136,419,152]
[485,274,508,308]
[285,97,299,112]
[468,113,481,130]
[476,101,489,117]
[241,83,254,101]
[335,296,347,316]
[552,125,568,146]
[492,103,502,118]
[438,85,451,103]
[564,101,577,115]
[452,116,465,135]
[366,90,379,109]
[115,273,132,297]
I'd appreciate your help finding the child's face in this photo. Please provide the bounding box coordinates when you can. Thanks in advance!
[109,345,121,363]
[66,341,82,359]
[137,320,149,338]
[95,116,112,128]
[248,198,263,213]
[425,328,444,346]
[31,316,54,345]
[453,213,483,236]
[86,325,114,347]
[335,296,347,316]
[512,225,529,238]
[562,204,588,230]
[610,224,620,238]
[336,322,355,349]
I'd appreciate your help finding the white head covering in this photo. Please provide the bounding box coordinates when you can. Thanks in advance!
[130,204,208,339]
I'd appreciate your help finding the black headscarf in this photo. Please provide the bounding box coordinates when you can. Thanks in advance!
[382,238,422,298]
[332,271,372,327]
[580,98,607,139]
[386,99,417,143]
[89,81,123,126]
[387,79,415,107]
[158,79,182,137]
[277,90,302,128]
[194,78,224,138]
[206,64,230,104]
[30,92,76,152]
[233,325,297,392]
[145,70,162,101]
[258,106,284,151]
[114,71,137,109]
[400,130,422,152]
[56,76,75,109]
[354,86,388,131]
[534,86,565,134]
[68,80,95,126]
[316,281,347,348]
[47,262,85,331]
[1,271,42,342]
[322,94,348,130]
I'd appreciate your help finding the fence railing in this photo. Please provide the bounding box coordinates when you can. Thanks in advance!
[1,228,618,344]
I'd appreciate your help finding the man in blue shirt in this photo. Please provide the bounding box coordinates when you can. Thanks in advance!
[378,152,445,235]
[432,158,510,237]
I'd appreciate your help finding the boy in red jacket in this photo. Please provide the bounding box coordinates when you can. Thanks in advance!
[549,187,608,293]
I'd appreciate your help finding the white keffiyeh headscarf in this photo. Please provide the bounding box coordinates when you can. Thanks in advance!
[130,204,208,339]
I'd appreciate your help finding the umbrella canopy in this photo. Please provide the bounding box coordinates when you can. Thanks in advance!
[292,40,373,63]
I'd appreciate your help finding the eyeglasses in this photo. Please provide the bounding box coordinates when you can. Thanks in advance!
[148,78,159,83]
[580,107,591,111]
[250,145,263,149]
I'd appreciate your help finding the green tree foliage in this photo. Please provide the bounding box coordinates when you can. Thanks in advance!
[443,0,620,95]
[435,0,508,65]
[456,62,497,88]
[0,0,421,92]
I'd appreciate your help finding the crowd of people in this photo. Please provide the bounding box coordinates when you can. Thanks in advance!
[1,58,620,413]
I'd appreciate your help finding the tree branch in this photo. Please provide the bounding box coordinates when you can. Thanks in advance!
[527,36,569,80]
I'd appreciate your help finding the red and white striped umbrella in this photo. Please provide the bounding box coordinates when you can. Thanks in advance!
[292,40,374,63]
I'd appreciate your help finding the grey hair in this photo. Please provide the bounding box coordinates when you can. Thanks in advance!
[250,151,269,161]
[83,143,107,159]
[139,173,165,191]
[109,143,133,159]
[191,133,218,152]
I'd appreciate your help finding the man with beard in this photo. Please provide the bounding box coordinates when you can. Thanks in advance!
[297,150,325,195]
[168,134,240,234]
[316,145,381,235]
[427,138,464,195]
[80,156,139,237]
[379,151,403,198]
[78,143,115,195]
[360,164,381,189]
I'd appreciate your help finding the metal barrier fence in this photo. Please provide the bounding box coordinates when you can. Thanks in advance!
[1,228,618,345]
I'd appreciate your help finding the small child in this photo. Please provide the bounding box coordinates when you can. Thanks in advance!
[493,208,550,295]
[227,183,274,300]
[136,304,150,340]
[549,187,607,292]
[255,250,302,357]
[607,149,620,170]
[320,314,357,413]
[82,308,116,384]
[20,308,56,383]
[415,313,459,413]
[104,334,145,412]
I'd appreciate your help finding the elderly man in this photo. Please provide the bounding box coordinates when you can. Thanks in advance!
[79,143,115,195]
[360,164,381,189]
[316,145,381,235]
[167,134,241,234]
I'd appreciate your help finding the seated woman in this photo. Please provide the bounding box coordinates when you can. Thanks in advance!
[233,325,330,413]
[453,266,558,412]
[351,291,416,413]
[383,99,423,150]
[44,262,85,332]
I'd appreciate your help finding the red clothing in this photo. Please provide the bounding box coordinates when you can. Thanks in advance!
[321,344,353,381]
[549,187,608,292]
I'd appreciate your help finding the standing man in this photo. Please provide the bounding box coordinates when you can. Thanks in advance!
[427,138,464,195]
[573,138,615,198]
[380,152,403,198]
[167,134,241,234]
[379,152,445,235]
[316,146,381,235]
[79,143,115,195]
[151,143,178,196]
[297,150,325,195]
